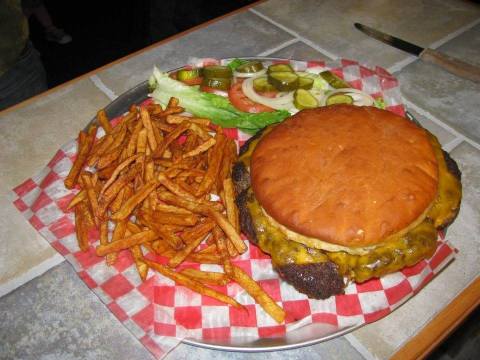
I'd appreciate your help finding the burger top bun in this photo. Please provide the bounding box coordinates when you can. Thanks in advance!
[250,105,439,248]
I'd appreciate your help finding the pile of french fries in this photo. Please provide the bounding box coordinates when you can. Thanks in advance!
[64,98,285,324]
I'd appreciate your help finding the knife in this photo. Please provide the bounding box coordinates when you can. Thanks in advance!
[354,23,480,83]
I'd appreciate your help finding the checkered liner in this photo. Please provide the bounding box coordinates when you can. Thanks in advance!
[11,59,455,359]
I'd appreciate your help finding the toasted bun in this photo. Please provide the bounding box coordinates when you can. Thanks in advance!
[250,105,439,247]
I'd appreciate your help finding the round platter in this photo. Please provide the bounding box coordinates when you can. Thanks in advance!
[91,57,408,352]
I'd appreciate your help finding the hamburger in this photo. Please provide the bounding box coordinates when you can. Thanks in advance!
[233,105,462,299]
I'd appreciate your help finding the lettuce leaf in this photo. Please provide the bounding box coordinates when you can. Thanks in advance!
[149,67,290,134]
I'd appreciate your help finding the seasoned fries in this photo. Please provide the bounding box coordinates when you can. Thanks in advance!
[66,97,286,324]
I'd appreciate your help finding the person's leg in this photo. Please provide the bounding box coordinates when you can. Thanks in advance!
[0,41,48,111]
[29,4,55,31]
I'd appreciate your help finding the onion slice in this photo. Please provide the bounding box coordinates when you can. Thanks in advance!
[233,68,267,78]
[241,77,294,110]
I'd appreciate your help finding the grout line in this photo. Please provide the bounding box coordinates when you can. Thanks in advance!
[387,55,417,74]
[443,137,464,153]
[90,75,118,101]
[257,38,300,56]
[344,334,378,360]
[404,99,480,151]
[388,17,480,74]
[0,253,65,298]
[249,8,338,60]
[429,17,480,50]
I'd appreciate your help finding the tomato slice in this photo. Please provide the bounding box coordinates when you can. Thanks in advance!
[228,82,274,113]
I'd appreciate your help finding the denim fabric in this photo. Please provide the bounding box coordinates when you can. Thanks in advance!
[0,41,47,111]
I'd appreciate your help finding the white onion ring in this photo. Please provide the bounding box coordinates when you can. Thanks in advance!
[241,77,294,110]
[233,68,267,78]
[321,88,375,107]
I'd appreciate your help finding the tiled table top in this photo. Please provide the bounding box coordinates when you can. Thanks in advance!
[1,1,479,359]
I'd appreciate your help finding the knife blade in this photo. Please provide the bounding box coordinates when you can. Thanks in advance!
[354,23,480,83]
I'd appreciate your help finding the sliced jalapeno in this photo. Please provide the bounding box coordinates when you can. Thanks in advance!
[268,71,299,91]
[202,65,232,79]
[253,77,277,92]
[201,77,232,91]
[177,68,202,82]
[319,71,351,89]
[326,93,354,106]
[236,60,264,73]
[297,77,314,90]
[267,63,294,73]
[294,89,318,110]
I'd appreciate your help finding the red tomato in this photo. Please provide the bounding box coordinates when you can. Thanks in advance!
[200,85,228,96]
[228,82,274,113]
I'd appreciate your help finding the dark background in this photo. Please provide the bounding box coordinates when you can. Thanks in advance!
[28,0,256,88]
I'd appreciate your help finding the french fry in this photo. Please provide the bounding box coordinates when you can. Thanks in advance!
[74,202,90,251]
[223,178,240,232]
[156,190,223,213]
[64,125,97,189]
[140,107,157,151]
[166,114,211,127]
[145,260,241,308]
[208,209,246,254]
[96,229,158,256]
[100,154,141,195]
[157,173,198,202]
[97,109,113,133]
[196,133,226,196]
[230,265,285,324]
[138,209,199,226]
[111,180,159,221]
[67,190,87,209]
[152,121,190,159]
[183,137,216,158]
[180,269,229,286]
[106,219,127,265]
[81,173,100,226]
[130,242,149,281]
[168,232,210,268]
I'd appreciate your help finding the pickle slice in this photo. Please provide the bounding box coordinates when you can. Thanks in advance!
[177,68,202,81]
[236,60,264,73]
[319,71,351,89]
[267,63,294,73]
[294,89,318,110]
[268,71,299,91]
[326,93,354,106]
[298,77,314,90]
[202,65,232,79]
[201,77,232,91]
[253,77,277,92]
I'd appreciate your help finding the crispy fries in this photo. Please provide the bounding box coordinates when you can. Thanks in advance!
[68,98,286,324]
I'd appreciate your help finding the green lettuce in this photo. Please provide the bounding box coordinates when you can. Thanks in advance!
[149,67,290,134]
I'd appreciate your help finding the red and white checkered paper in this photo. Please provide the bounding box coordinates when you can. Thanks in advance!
[11,59,455,359]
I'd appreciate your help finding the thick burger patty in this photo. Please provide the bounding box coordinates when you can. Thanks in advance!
[232,128,462,300]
